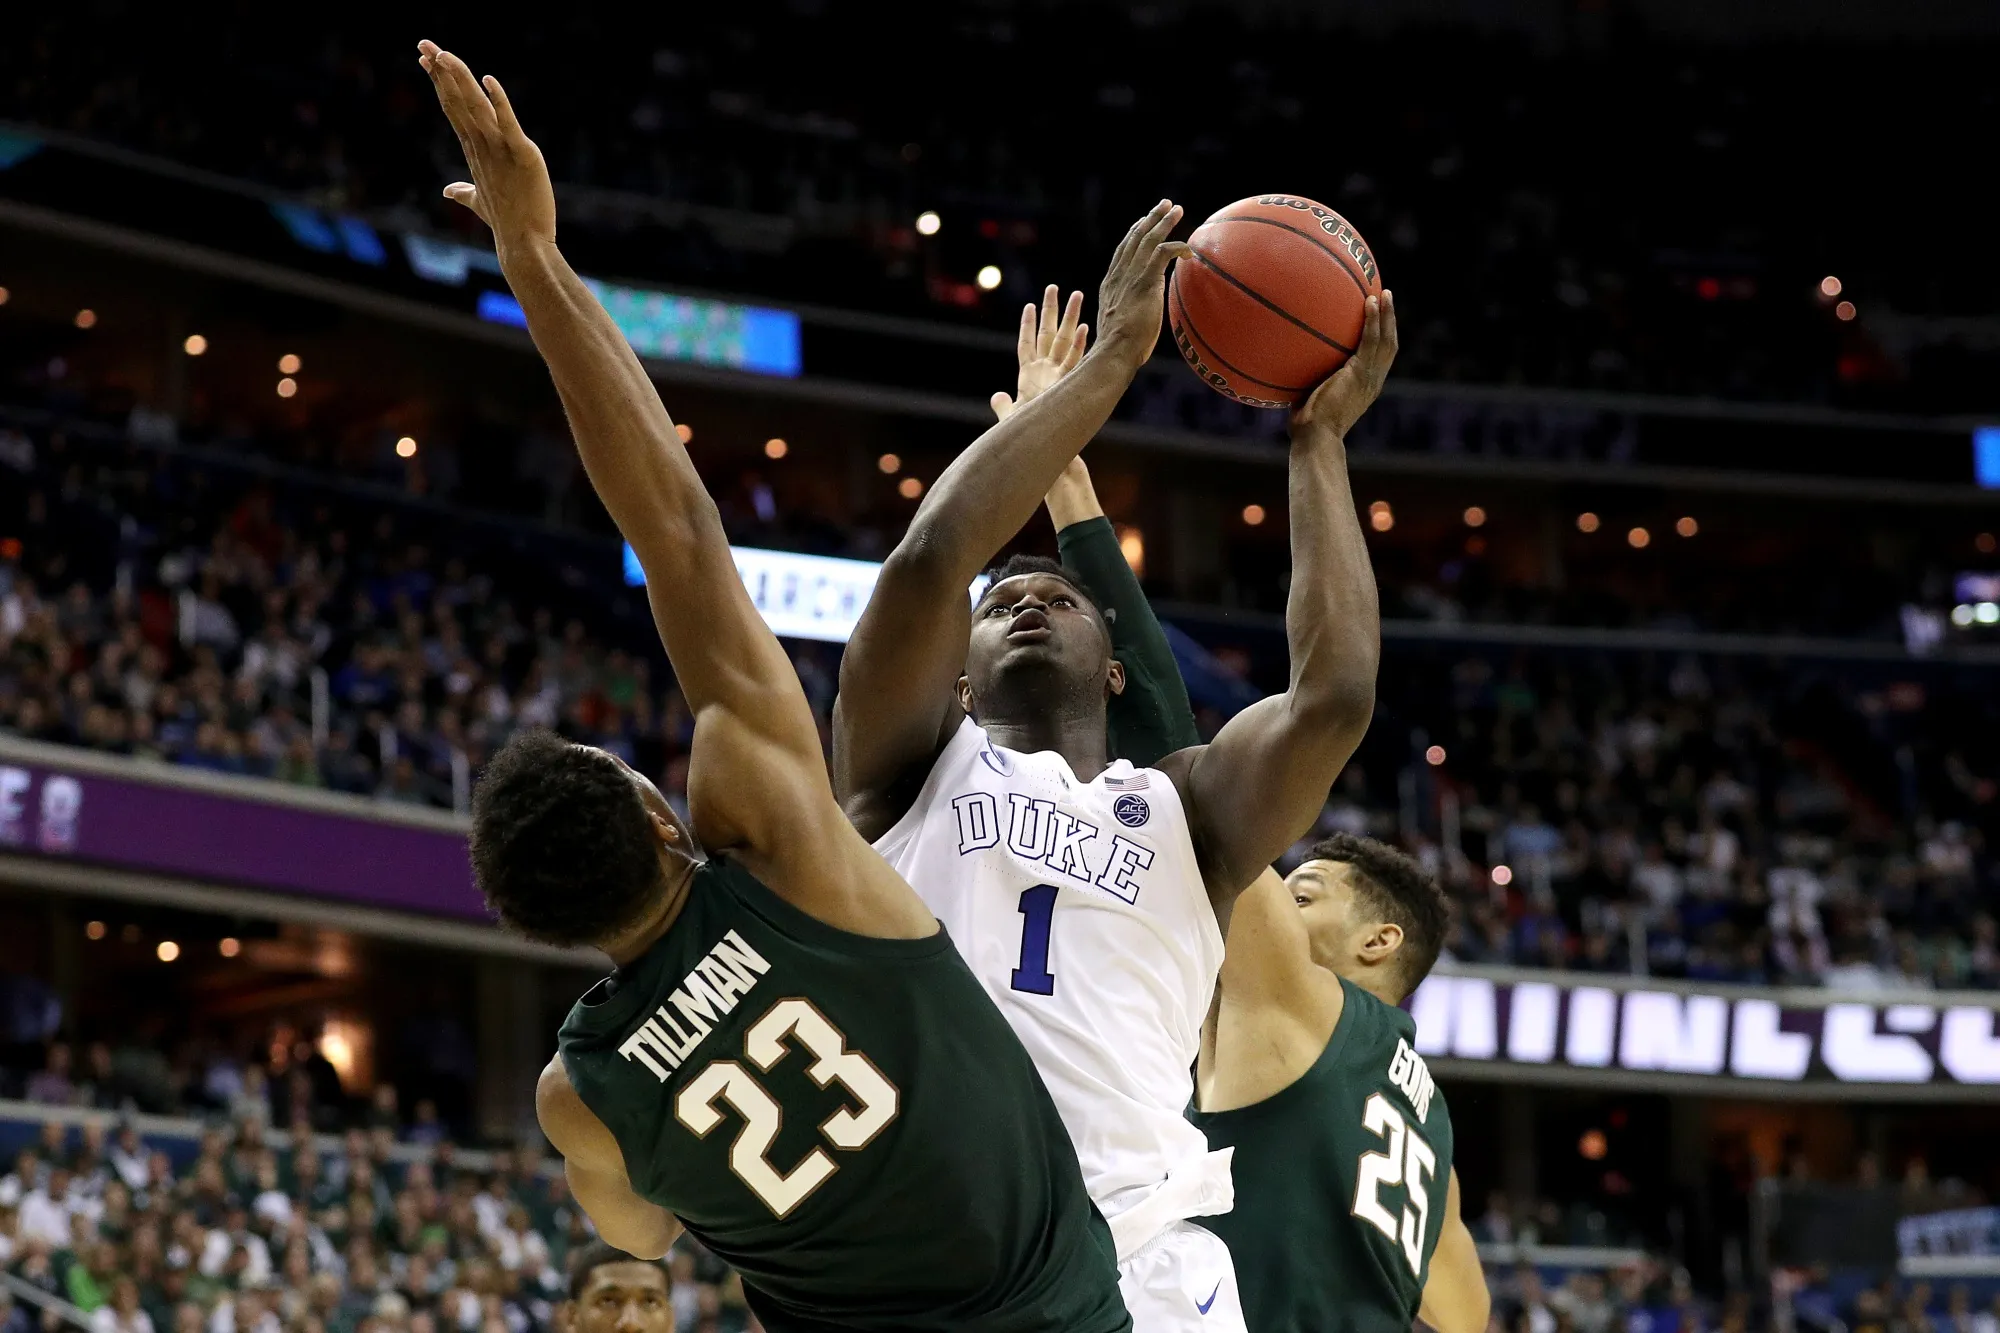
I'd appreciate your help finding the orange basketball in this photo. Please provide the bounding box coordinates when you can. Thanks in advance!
[1168,194,1384,408]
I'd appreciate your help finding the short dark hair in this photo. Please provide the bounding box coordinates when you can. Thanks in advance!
[981,554,1104,621]
[1307,833,1448,1001]
[470,729,664,946]
[566,1240,664,1300]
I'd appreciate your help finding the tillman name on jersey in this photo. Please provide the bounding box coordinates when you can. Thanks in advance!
[615,931,773,1080]
[949,790,1159,905]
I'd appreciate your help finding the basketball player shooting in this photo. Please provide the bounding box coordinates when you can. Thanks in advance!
[834,239,1395,1326]
[997,321,1490,1333]
[418,42,1131,1333]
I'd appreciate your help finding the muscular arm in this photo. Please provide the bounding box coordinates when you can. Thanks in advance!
[1197,867,1345,1109]
[536,1059,681,1260]
[423,44,929,936]
[1419,1170,1491,1333]
[833,211,1186,839]
[1160,294,1394,907]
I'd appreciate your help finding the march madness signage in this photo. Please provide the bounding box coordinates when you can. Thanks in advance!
[1411,971,2000,1099]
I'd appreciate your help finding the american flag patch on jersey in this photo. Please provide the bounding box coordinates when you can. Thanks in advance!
[1103,772,1151,791]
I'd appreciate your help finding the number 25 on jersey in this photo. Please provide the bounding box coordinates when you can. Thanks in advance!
[1352,1090,1437,1278]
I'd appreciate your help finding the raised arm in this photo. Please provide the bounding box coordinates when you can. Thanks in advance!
[1160,293,1395,907]
[833,208,1186,840]
[1197,867,1346,1110]
[1418,1170,1491,1333]
[421,43,928,936]
[990,319,1201,769]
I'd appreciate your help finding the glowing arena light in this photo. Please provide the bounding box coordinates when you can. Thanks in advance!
[396,437,418,458]
[1577,512,1600,533]
[183,334,209,356]
[1952,605,1976,627]
[915,211,942,236]
[1241,504,1266,526]
[1976,602,2000,625]
[976,265,1004,291]
[764,438,789,459]
[1820,275,1842,298]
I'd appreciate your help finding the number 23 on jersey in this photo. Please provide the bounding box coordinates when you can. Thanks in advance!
[1352,1090,1437,1278]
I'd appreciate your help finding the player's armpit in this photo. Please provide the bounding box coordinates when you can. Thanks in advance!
[1417,1169,1490,1333]
[535,1058,682,1260]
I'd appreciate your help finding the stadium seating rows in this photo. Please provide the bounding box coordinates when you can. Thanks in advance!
[2,409,1995,990]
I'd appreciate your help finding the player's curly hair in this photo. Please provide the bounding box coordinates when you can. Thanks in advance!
[1307,832,1448,1002]
[470,729,665,946]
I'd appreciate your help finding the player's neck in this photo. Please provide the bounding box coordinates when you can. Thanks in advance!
[1331,961,1400,1008]
[600,860,700,967]
[979,709,1110,781]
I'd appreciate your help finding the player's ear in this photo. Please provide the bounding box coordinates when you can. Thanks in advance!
[1105,658,1126,698]
[956,674,975,717]
[1358,920,1404,965]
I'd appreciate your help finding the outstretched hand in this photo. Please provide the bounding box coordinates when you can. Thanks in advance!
[418,40,556,257]
[1291,290,1398,440]
[988,285,1100,524]
[990,285,1087,422]
[1095,200,1188,372]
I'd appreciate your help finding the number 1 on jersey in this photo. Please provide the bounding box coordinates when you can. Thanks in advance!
[1011,884,1058,995]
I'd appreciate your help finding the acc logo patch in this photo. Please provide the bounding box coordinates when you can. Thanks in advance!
[1113,793,1150,827]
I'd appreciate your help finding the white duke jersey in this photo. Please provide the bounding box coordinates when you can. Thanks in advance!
[874,716,1227,1242]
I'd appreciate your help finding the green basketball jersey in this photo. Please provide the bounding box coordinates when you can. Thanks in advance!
[556,855,1129,1333]
[1190,978,1454,1333]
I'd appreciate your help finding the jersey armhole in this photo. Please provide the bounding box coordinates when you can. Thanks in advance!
[1141,768,1227,965]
